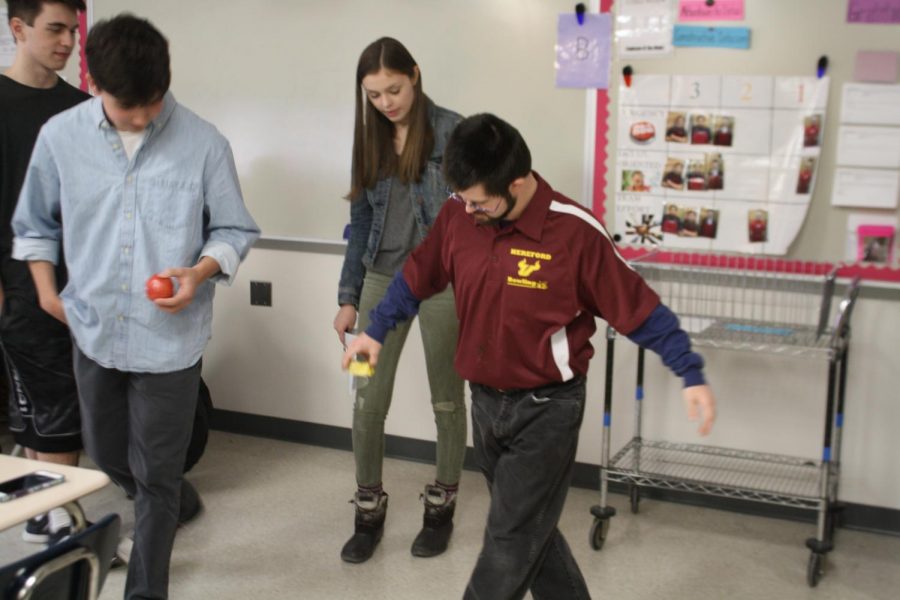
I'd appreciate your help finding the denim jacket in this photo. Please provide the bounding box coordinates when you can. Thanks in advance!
[337,99,463,307]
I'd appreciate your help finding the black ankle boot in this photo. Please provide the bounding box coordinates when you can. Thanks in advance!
[410,484,456,558]
[340,491,388,563]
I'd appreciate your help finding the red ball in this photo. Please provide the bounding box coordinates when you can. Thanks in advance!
[146,275,174,300]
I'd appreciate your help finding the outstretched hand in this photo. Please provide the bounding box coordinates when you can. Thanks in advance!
[341,332,382,371]
[683,384,716,435]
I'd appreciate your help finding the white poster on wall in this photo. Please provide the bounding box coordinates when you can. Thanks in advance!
[832,83,900,211]
[831,168,899,209]
[840,83,900,126]
[836,125,900,168]
[614,74,830,255]
[615,0,674,58]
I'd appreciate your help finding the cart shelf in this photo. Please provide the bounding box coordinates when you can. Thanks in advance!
[607,439,828,509]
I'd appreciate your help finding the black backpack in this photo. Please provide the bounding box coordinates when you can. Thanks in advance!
[184,378,213,473]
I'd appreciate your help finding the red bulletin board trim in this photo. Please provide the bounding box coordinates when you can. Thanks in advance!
[592,0,613,223]
[78,11,88,91]
[591,0,900,284]
[618,247,837,276]
[618,246,900,283]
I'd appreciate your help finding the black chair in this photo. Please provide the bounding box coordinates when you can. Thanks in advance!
[0,513,120,600]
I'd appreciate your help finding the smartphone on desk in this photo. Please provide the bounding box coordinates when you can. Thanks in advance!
[0,470,66,502]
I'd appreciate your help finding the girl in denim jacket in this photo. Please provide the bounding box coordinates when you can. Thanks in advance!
[333,37,466,564]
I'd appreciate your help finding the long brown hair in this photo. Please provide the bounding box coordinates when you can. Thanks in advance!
[347,37,434,200]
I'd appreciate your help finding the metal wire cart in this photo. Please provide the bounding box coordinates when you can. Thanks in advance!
[588,254,861,587]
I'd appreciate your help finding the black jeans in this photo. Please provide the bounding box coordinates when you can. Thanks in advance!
[465,377,591,600]
[73,345,201,600]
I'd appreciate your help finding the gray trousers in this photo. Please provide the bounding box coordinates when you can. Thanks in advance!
[354,271,466,487]
[73,345,201,600]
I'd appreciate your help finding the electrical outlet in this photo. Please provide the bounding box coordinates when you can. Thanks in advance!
[250,281,272,306]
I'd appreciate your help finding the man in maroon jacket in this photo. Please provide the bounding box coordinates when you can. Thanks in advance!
[343,114,716,599]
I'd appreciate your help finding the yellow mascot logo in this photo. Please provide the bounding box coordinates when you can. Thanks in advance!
[517,259,541,278]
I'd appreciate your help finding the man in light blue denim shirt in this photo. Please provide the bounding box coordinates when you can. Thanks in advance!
[12,15,259,600]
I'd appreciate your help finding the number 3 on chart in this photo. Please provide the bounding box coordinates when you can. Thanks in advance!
[690,81,701,99]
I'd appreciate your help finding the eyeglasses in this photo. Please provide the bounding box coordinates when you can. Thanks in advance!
[450,192,503,214]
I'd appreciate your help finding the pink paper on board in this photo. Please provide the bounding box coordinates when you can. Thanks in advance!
[857,225,896,263]
[679,0,744,22]
[854,51,899,83]
[847,0,900,24]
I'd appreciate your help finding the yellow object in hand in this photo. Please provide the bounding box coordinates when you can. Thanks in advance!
[348,360,375,377]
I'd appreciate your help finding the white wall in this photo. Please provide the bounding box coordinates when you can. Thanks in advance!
[92,0,589,240]
[205,248,900,511]
[82,0,900,512]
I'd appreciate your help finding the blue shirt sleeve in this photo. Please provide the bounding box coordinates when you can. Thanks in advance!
[627,304,706,387]
[199,140,261,285]
[365,272,422,344]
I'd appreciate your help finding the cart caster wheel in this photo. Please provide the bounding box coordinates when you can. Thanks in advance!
[807,552,824,587]
[629,485,640,514]
[590,518,610,551]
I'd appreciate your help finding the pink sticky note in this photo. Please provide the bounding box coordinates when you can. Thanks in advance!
[679,0,745,22]
[857,225,895,263]
[854,51,899,83]
[848,0,900,24]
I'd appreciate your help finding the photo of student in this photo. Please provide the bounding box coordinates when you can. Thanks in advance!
[680,209,700,237]
[686,160,708,191]
[748,209,769,242]
[622,169,651,192]
[661,203,682,234]
[803,114,822,147]
[661,158,685,190]
[713,115,734,147]
[690,114,712,145]
[699,208,719,238]
[665,111,688,143]
[796,157,816,194]
[707,153,724,190]
[861,235,891,263]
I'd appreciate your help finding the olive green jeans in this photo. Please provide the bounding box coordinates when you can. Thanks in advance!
[353,271,467,487]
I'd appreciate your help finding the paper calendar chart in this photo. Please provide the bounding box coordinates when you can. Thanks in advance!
[614,75,830,255]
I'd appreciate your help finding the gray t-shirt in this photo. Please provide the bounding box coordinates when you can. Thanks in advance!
[371,180,423,275]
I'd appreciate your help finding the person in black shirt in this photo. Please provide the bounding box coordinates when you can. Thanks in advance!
[665,113,688,143]
[681,210,699,237]
[0,0,88,544]
[690,114,711,145]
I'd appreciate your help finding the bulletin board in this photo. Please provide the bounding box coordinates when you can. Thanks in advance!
[591,0,900,283]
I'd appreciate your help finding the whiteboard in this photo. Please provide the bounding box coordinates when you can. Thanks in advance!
[91,0,590,241]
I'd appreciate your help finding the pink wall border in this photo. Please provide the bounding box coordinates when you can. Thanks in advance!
[591,0,613,223]
[78,11,88,91]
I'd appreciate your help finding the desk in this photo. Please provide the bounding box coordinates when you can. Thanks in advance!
[0,456,110,533]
